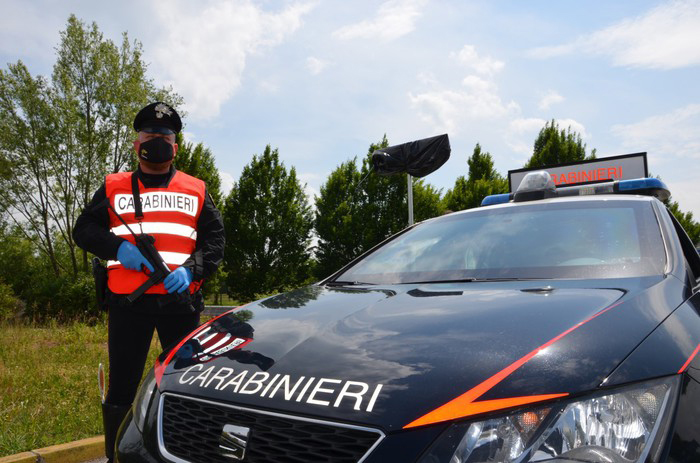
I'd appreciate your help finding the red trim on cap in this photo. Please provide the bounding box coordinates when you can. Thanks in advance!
[678,343,700,374]
[404,300,624,428]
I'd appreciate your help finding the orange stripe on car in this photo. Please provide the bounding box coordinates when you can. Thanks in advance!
[678,342,700,374]
[404,300,623,428]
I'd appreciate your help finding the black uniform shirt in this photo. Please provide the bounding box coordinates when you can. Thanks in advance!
[73,167,225,310]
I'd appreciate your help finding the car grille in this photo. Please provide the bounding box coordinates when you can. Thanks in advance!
[159,393,384,463]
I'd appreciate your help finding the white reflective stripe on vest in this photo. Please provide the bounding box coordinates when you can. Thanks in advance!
[107,251,191,268]
[110,222,197,240]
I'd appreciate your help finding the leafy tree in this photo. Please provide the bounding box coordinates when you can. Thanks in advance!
[0,278,22,321]
[313,136,444,278]
[468,143,500,182]
[412,180,444,224]
[666,200,700,246]
[525,119,596,168]
[51,15,181,272]
[0,15,184,320]
[101,33,156,174]
[443,143,508,212]
[173,133,225,300]
[174,133,223,205]
[0,226,43,311]
[652,173,699,247]
[223,145,313,300]
[0,62,62,275]
[313,159,365,278]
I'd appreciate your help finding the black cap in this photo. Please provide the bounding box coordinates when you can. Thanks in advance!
[133,102,182,134]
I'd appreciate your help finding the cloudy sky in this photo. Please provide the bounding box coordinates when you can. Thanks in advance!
[2,0,699,216]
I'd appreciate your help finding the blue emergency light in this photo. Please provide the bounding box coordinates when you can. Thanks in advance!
[481,193,512,206]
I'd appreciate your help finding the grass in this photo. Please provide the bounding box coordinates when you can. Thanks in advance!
[203,293,241,306]
[0,319,162,457]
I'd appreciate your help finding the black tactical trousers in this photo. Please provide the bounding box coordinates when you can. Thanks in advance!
[105,306,199,405]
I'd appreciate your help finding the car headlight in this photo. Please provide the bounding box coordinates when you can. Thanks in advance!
[132,368,157,432]
[419,376,679,463]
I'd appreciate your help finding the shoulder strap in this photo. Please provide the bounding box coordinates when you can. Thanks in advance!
[131,172,143,220]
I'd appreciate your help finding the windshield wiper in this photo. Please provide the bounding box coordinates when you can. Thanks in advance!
[324,280,376,287]
[403,278,476,284]
[403,277,545,284]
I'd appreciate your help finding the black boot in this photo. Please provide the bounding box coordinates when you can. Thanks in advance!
[102,402,131,463]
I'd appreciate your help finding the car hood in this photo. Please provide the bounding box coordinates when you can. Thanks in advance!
[159,277,677,431]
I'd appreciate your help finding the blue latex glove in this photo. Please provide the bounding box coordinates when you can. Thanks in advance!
[117,241,154,272]
[164,267,193,293]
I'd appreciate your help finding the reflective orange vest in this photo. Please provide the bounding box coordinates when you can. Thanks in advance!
[105,170,206,295]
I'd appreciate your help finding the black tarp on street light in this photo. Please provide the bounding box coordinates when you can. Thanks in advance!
[371,134,451,225]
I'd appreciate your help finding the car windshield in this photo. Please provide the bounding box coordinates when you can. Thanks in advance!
[334,199,666,284]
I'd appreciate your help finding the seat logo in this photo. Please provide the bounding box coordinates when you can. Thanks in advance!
[219,424,251,460]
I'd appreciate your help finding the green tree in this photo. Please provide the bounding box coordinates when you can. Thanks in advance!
[313,136,444,278]
[652,173,700,247]
[0,278,22,321]
[412,180,444,224]
[0,62,62,275]
[443,143,508,212]
[223,145,313,300]
[666,200,700,245]
[101,33,154,174]
[51,16,113,273]
[173,133,223,205]
[0,16,184,320]
[173,133,225,300]
[525,119,596,168]
[51,15,181,273]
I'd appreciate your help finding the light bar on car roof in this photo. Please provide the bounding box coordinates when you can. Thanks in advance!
[481,193,512,206]
[481,174,670,206]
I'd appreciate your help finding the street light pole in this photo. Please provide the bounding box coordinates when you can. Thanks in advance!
[407,173,414,226]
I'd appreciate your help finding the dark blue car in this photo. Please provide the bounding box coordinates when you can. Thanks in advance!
[116,173,700,463]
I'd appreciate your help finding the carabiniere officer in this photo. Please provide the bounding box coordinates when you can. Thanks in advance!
[73,102,225,463]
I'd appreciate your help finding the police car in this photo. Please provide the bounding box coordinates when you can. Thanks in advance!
[116,154,700,463]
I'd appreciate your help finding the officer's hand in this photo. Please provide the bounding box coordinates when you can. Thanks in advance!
[164,267,193,293]
[117,241,155,273]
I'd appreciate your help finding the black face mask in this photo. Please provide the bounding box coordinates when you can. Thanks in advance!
[138,137,174,163]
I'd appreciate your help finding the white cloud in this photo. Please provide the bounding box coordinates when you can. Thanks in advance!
[528,44,576,59]
[611,104,700,160]
[666,179,700,218]
[528,0,700,69]
[416,72,439,86]
[538,90,564,110]
[408,46,521,134]
[507,118,547,155]
[558,119,588,138]
[510,117,588,139]
[306,56,329,75]
[0,0,61,63]
[219,171,235,196]
[509,118,548,135]
[297,172,321,210]
[257,81,280,94]
[333,0,427,41]
[611,105,700,217]
[181,131,197,143]
[151,0,314,122]
[450,45,504,75]
[409,74,519,134]
[506,117,588,156]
